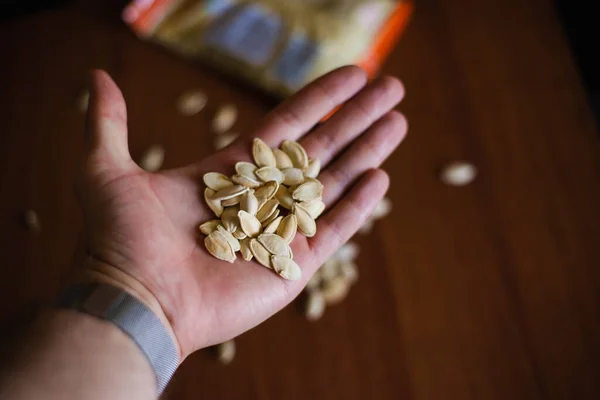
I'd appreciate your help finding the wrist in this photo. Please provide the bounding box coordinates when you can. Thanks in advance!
[67,258,182,359]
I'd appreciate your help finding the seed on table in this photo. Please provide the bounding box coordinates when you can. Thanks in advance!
[23,210,41,234]
[214,132,238,150]
[177,90,207,116]
[439,161,477,186]
[305,290,325,321]
[215,340,236,365]
[212,104,237,133]
[139,145,164,172]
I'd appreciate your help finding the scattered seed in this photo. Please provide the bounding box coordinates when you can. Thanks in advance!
[177,90,207,116]
[23,210,41,234]
[214,132,239,150]
[215,340,236,364]
[440,161,477,186]
[322,276,349,304]
[139,145,165,172]
[212,104,237,133]
[305,291,325,321]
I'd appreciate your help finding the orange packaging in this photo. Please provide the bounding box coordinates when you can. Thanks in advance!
[123,0,413,97]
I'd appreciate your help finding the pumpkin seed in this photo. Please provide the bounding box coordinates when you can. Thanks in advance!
[212,185,248,201]
[255,166,284,183]
[262,216,282,234]
[233,229,247,240]
[305,158,321,179]
[261,209,280,228]
[221,206,240,232]
[281,140,308,170]
[231,174,261,188]
[322,276,349,304]
[271,255,302,280]
[292,181,323,202]
[254,181,279,202]
[199,219,221,235]
[299,199,326,219]
[238,210,262,238]
[272,148,294,169]
[205,230,236,263]
[277,215,297,243]
[293,203,316,237]
[177,90,206,116]
[240,238,253,261]
[221,193,243,207]
[217,225,240,251]
[249,239,272,269]
[205,188,224,217]
[235,161,258,178]
[258,233,290,257]
[203,172,233,191]
[252,138,276,167]
[281,168,304,186]
[139,145,165,172]
[213,132,238,150]
[212,104,237,134]
[215,339,236,365]
[256,199,279,223]
[240,191,258,215]
[275,185,294,209]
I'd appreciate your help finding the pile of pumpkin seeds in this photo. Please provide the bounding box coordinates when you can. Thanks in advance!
[200,138,324,281]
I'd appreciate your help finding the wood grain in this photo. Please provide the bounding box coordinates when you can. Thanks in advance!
[1,0,599,399]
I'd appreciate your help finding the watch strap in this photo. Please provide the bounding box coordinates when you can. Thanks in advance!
[57,283,179,393]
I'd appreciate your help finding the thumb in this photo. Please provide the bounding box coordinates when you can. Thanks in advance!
[83,70,138,180]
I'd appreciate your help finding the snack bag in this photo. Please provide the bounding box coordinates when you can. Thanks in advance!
[123,0,412,96]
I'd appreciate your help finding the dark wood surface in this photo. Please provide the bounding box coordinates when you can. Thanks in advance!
[2,0,600,399]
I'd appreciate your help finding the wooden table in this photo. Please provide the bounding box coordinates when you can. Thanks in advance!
[1,0,599,398]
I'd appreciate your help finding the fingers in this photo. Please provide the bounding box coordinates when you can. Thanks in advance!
[252,65,368,146]
[307,169,390,265]
[84,70,138,178]
[319,111,407,207]
[300,76,405,167]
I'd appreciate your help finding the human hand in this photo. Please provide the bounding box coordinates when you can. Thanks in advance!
[76,67,407,359]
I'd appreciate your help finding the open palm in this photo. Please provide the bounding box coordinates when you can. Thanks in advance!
[77,67,407,359]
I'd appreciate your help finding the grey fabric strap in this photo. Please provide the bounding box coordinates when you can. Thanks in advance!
[57,283,179,394]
